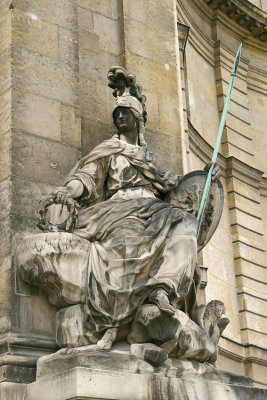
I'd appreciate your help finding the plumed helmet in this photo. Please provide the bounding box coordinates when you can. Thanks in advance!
[112,93,144,117]
[108,66,147,120]
[108,66,147,146]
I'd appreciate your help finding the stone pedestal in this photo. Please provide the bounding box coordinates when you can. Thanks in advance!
[26,367,267,400]
[2,343,266,400]
[2,367,266,400]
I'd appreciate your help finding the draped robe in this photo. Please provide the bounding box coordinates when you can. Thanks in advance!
[64,138,198,334]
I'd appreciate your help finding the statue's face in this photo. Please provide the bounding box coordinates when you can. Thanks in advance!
[114,107,136,132]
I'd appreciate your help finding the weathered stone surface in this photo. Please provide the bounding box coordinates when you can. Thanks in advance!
[130,343,168,367]
[77,0,121,20]
[11,177,54,219]
[0,254,12,334]
[24,347,264,400]
[0,179,11,222]
[0,382,27,400]
[80,49,118,83]
[13,0,77,31]
[12,90,61,141]
[0,131,11,182]
[12,11,59,59]
[0,48,11,95]
[227,191,262,220]
[144,90,160,132]
[249,88,267,175]
[81,117,113,156]
[0,365,35,386]
[0,13,11,54]
[11,215,40,236]
[17,233,90,308]
[123,0,174,33]
[122,51,180,103]
[35,342,253,384]
[56,305,97,348]
[0,88,11,136]
[222,143,255,166]
[124,17,177,67]
[79,77,113,122]
[12,47,79,106]
[15,66,229,374]
[230,209,264,236]
[0,214,11,253]
[0,0,10,18]
[11,131,81,184]
[26,367,267,400]
[145,130,183,174]
[226,176,261,203]
[93,13,123,55]
[82,31,100,53]
[222,128,253,157]
[61,104,81,148]
[128,303,224,364]
[58,27,79,72]
[77,6,94,32]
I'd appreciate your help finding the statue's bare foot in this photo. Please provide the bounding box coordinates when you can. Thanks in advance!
[97,328,118,352]
[149,289,175,315]
[55,347,69,356]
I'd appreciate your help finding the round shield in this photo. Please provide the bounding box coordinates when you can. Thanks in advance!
[164,170,224,252]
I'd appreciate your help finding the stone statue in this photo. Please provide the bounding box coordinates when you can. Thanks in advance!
[17,67,228,369]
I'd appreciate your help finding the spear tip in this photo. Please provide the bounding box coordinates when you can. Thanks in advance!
[233,42,242,75]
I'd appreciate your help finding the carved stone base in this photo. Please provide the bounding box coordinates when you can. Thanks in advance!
[33,342,252,384]
[2,343,266,399]
[3,343,265,400]
[27,367,266,400]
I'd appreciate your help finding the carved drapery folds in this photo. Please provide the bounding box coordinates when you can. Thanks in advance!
[17,67,228,371]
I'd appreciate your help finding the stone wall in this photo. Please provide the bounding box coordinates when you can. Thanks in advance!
[177,0,267,388]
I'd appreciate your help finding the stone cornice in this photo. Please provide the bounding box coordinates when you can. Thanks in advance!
[203,0,267,41]
[177,1,216,66]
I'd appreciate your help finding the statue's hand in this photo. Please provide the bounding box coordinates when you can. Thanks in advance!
[38,187,81,232]
[41,187,81,212]
[204,162,221,182]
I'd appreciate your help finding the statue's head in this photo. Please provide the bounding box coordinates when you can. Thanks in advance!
[113,107,137,133]
[108,67,147,146]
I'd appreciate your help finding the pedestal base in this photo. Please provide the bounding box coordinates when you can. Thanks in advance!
[1,367,264,400]
[1,343,266,400]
